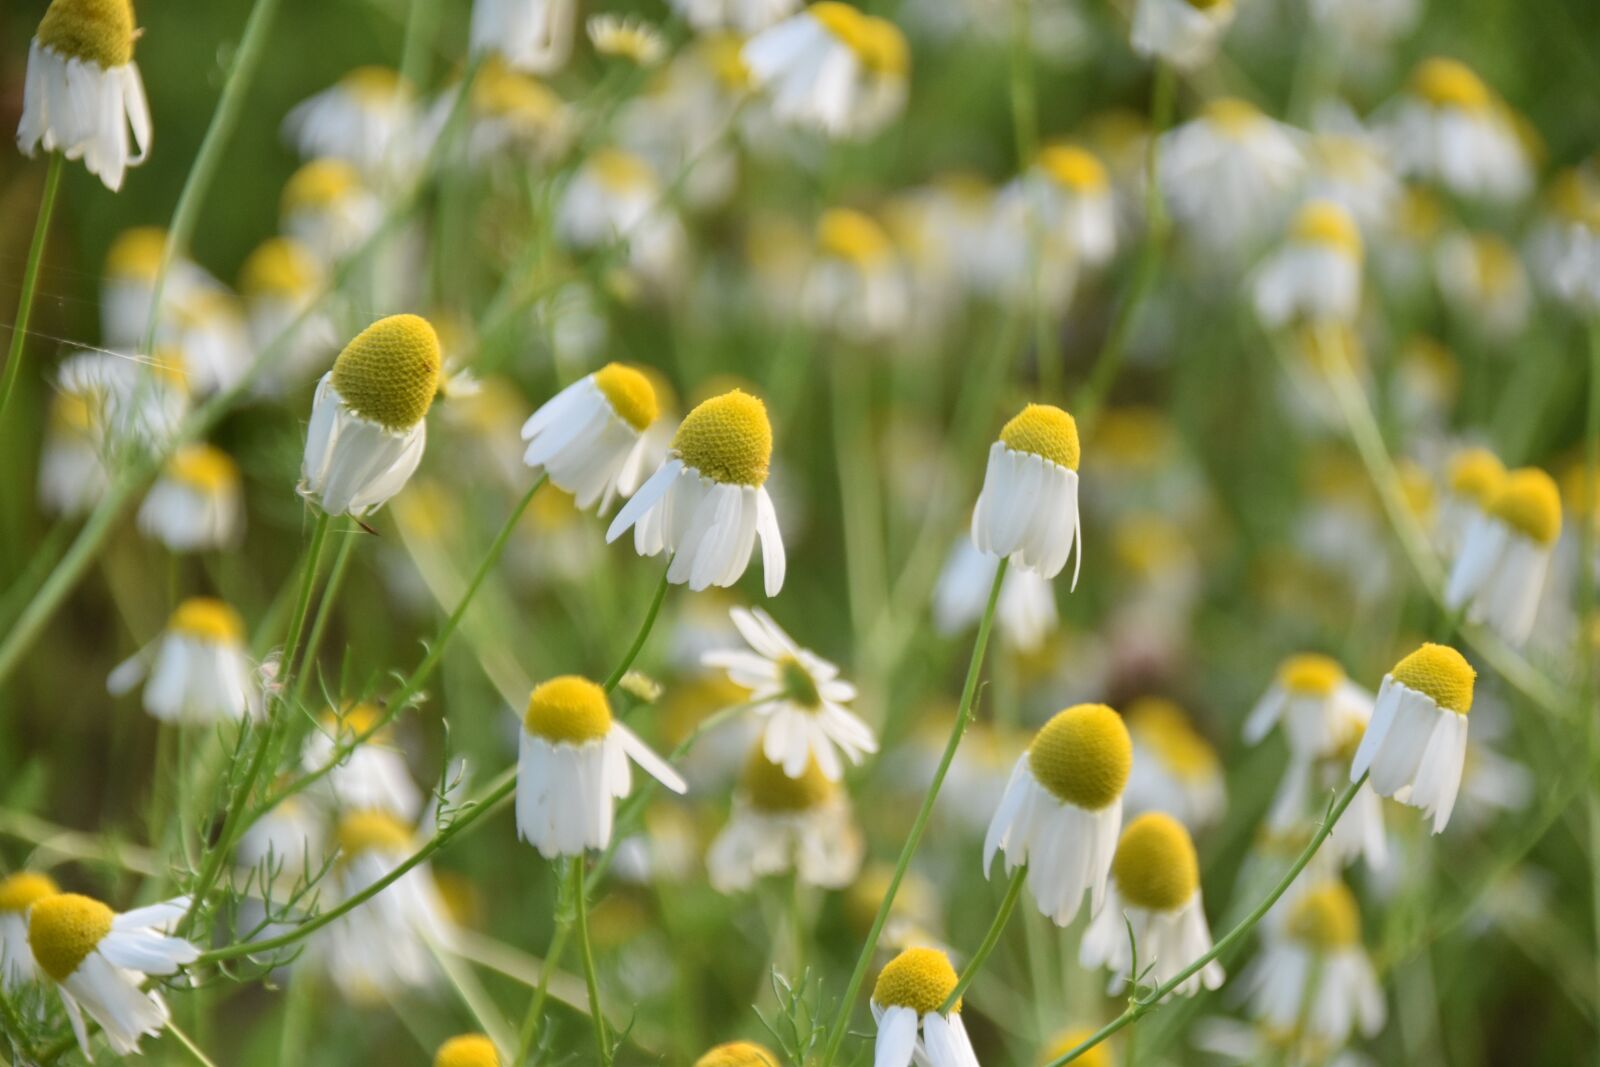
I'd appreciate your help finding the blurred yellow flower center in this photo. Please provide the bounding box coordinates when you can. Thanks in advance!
[1000,403,1081,471]
[1093,407,1170,467]
[28,893,113,982]
[434,1034,500,1067]
[818,208,894,269]
[593,363,660,432]
[1286,882,1361,950]
[700,34,751,91]
[1111,515,1185,578]
[1126,698,1217,781]
[810,3,908,75]
[694,1041,782,1067]
[1292,201,1362,259]
[170,597,244,643]
[331,314,443,430]
[169,444,239,493]
[1028,703,1132,810]
[343,65,408,104]
[337,810,413,857]
[1548,169,1600,229]
[1447,447,1506,506]
[1279,653,1343,696]
[1040,1029,1110,1067]
[524,676,614,744]
[872,946,960,1015]
[240,237,320,298]
[325,702,388,743]
[1205,98,1263,137]
[1185,0,1230,9]
[589,148,655,193]
[672,390,774,486]
[473,63,563,122]
[37,0,134,68]
[1112,813,1199,911]
[1038,145,1109,193]
[1412,57,1491,111]
[106,227,166,281]
[743,749,834,812]
[283,159,362,212]
[0,872,59,914]
[1489,467,1561,545]
[1391,642,1475,715]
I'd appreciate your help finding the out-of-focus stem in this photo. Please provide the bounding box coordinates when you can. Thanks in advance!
[943,865,1027,1010]
[0,152,64,430]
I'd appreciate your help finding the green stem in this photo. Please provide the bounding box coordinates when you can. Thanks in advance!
[602,564,671,692]
[292,522,356,706]
[832,354,886,645]
[942,865,1027,1010]
[515,924,574,1065]
[1583,318,1600,1050]
[1043,774,1369,1066]
[573,857,612,1065]
[820,559,1009,1067]
[0,153,63,429]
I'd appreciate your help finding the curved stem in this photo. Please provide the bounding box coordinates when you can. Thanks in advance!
[515,924,573,1065]
[573,857,612,1065]
[0,153,63,430]
[942,865,1027,1011]
[602,564,671,692]
[820,559,1009,1067]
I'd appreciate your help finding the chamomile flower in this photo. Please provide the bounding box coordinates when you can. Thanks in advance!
[1445,468,1562,645]
[281,159,384,264]
[742,3,910,139]
[165,289,250,396]
[57,349,188,450]
[1528,167,1600,313]
[703,606,875,779]
[1245,653,1374,760]
[1130,0,1236,71]
[436,1033,501,1067]
[1080,812,1224,996]
[1438,447,1505,557]
[283,67,417,178]
[1350,643,1475,833]
[1307,0,1420,47]
[803,207,909,341]
[695,1041,783,1066]
[300,314,442,518]
[870,947,981,1067]
[427,60,573,165]
[302,704,424,820]
[515,676,688,859]
[588,15,667,67]
[1239,882,1386,1046]
[39,390,109,518]
[971,403,1083,583]
[99,227,218,350]
[471,0,577,75]
[1160,98,1306,253]
[616,36,749,212]
[137,444,244,552]
[934,538,1059,653]
[1252,200,1364,329]
[108,597,260,724]
[1014,143,1118,267]
[28,893,199,1056]
[17,0,151,191]
[985,704,1131,926]
[1123,698,1226,830]
[0,872,58,989]
[672,0,798,34]
[1303,110,1402,233]
[556,148,688,283]
[1381,58,1531,202]
[1434,231,1531,341]
[239,236,337,395]
[607,389,788,595]
[708,748,864,892]
[522,363,660,512]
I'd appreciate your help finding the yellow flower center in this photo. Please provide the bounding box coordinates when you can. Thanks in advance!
[592,363,659,433]
[240,237,321,298]
[330,314,443,430]
[1112,813,1199,912]
[105,227,166,281]
[1489,467,1562,546]
[1204,97,1264,137]
[28,893,113,982]
[742,749,835,812]
[434,1034,500,1067]
[1037,144,1109,194]
[872,946,961,1015]
[472,62,564,122]
[1092,407,1169,467]
[1039,1029,1111,1067]
[694,1041,782,1067]
[699,34,751,91]
[0,872,59,914]
[589,147,656,193]
[37,0,134,68]
[1412,57,1491,111]
[1126,698,1217,782]
[1286,882,1361,950]
[1278,653,1343,696]
[999,403,1081,471]
[168,444,239,493]
[1447,447,1505,506]
[1185,0,1230,9]
[283,159,362,213]
[337,810,414,857]
[343,65,408,104]
[1391,642,1475,715]
[169,597,244,643]
[1548,169,1600,229]
[524,676,613,744]
[818,208,894,269]
[1027,704,1132,811]
[323,702,389,742]
[672,389,774,487]
[1111,515,1185,578]
[1292,200,1362,260]
[809,2,909,75]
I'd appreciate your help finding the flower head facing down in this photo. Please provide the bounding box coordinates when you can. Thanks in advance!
[0,871,59,989]
[870,947,980,1067]
[108,596,260,724]
[673,389,773,486]
[1028,703,1131,811]
[971,403,1084,583]
[708,748,864,891]
[1351,643,1475,832]
[435,1033,500,1067]
[522,363,661,512]
[695,1041,783,1067]
[331,313,442,431]
[742,3,910,139]
[138,443,244,552]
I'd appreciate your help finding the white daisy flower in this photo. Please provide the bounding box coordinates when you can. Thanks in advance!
[1307,0,1420,45]
[1239,881,1386,1047]
[1268,751,1390,871]
[165,289,250,396]
[1380,57,1531,203]
[1437,447,1505,558]
[802,207,910,342]
[39,390,109,518]
[933,538,1059,654]
[521,363,660,513]
[1160,98,1305,253]
[239,236,338,396]
[1123,698,1226,831]
[28,893,199,1057]
[302,704,424,821]
[515,676,688,859]
[607,389,788,595]
[137,443,244,552]
[471,0,577,75]
[971,403,1083,583]
[673,0,799,33]
[555,148,688,284]
[1079,813,1224,996]
[708,748,864,892]
[57,349,189,451]
[424,61,573,166]
[16,0,151,192]
[1350,643,1476,833]
[0,872,58,990]
[1011,143,1118,267]
[1245,653,1374,761]
[703,606,875,780]
[1304,106,1402,233]
[1130,0,1235,71]
[1252,200,1364,330]
[281,159,385,265]
[300,314,441,518]
[587,15,667,67]
[108,597,260,724]
[742,2,910,139]
[283,66,417,178]
[984,704,1131,926]
[870,947,981,1067]
[1434,230,1531,341]
[98,227,219,350]
[1528,167,1600,314]
[1445,467,1562,646]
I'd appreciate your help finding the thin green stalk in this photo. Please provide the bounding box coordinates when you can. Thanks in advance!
[1006,0,1037,167]
[833,354,886,645]
[942,865,1027,1010]
[573,858,612,1065]
[1582,318,1600,1052]
[0,153,64,429]
[601,564,671,692]
[1043,774,1369,1066]
[516,924,574,1065]
[291,525,358,706]
[820,559,1009,1067]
